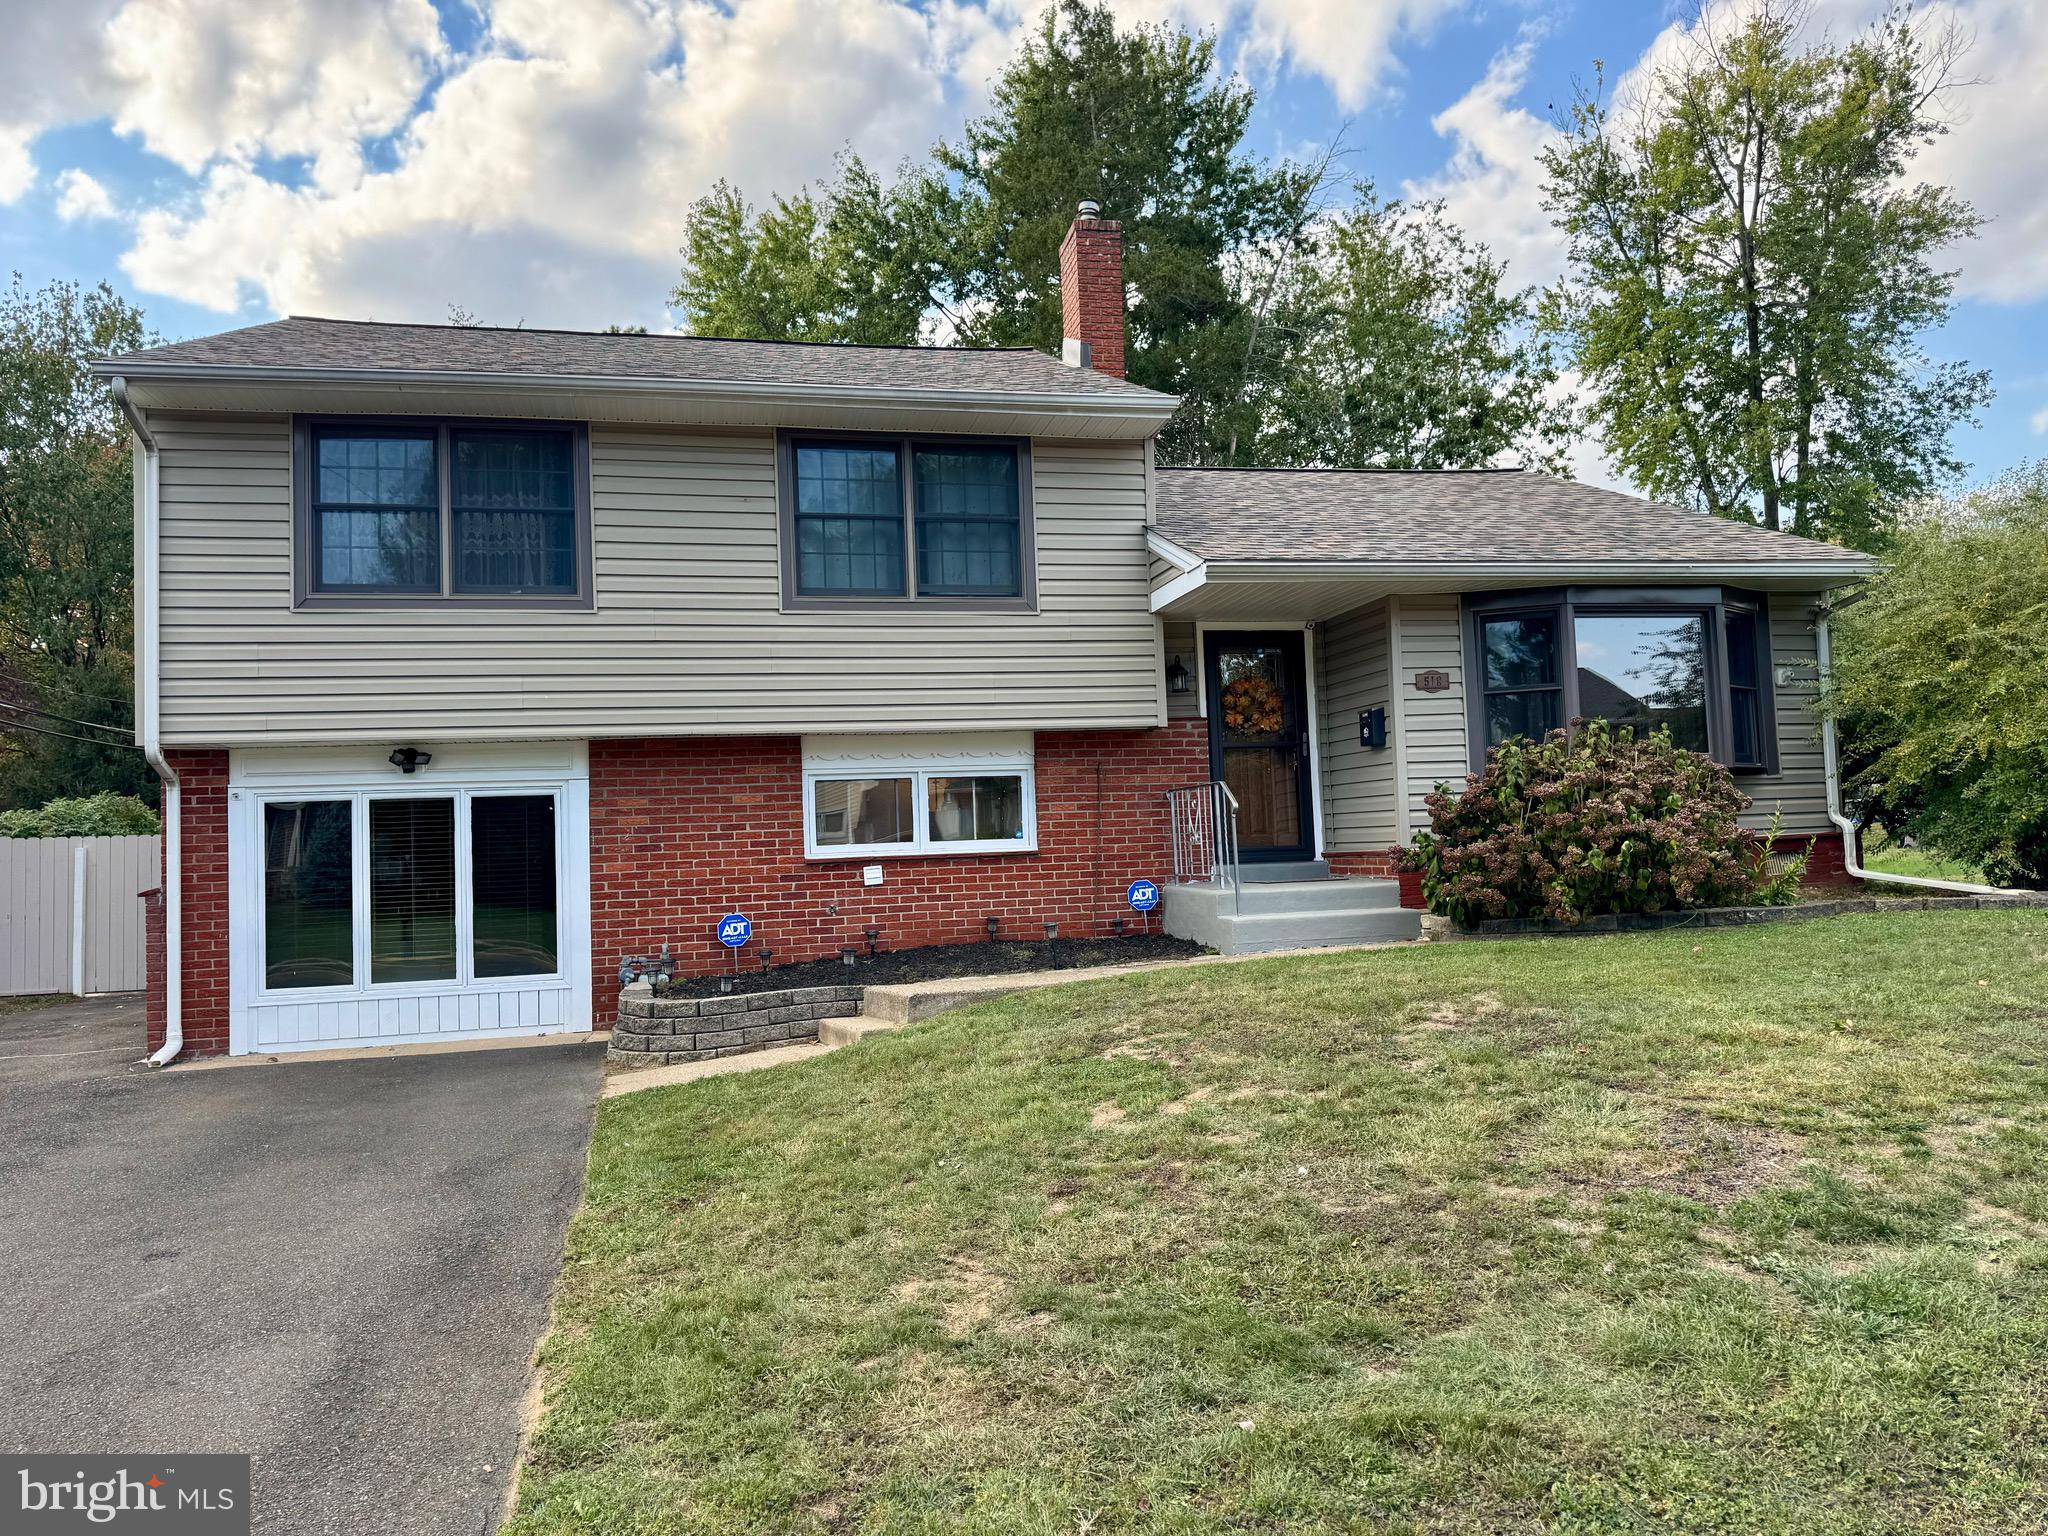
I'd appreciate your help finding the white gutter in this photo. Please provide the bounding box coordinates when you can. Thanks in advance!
[111,377,182,1066]
[1816,606,2015,898]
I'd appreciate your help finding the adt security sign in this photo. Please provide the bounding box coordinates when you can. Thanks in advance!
[717,913,753,948]
[1126,879,1161,913]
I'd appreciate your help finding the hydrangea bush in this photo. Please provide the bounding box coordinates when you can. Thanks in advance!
[1402,720,1804,927]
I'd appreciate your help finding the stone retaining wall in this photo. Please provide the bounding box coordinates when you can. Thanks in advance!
[611,980,863,1065]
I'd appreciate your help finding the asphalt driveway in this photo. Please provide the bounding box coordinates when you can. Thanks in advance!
[0,995,606,1534]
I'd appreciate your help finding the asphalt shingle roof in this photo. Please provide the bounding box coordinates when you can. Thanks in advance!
[1155,467,1875,568]
[102,315,1168,399]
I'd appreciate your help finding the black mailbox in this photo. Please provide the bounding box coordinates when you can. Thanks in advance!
[1359,707,1387,750]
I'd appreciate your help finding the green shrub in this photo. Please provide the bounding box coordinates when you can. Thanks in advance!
[1827,465,2048,888]
[1402,720,1798,927]
[0,791,160,838]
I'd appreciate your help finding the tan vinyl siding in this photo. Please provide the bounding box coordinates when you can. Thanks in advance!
[154,415,1161,744]
[1391,594,1469,838]
[1740,593,1832,835]
[1316,602,1399,851]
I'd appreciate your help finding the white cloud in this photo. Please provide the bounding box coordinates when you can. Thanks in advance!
[1148,0,1468,110]
[53,168,116,222]
[117,0,1002,325]
[1899,0,2048,303]
[0,0,125,204]
[102,0,444,191]
[2029,403,2048,435]
[2,0,1476,322]
[1401,29,1564,290]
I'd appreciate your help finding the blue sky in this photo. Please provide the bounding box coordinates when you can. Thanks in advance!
[6,0,2043,489]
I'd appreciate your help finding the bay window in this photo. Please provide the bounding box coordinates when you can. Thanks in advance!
[1465,589,1775,772]
[260,787,562,993]
[779,433,1034,608]
[294,416,590,606]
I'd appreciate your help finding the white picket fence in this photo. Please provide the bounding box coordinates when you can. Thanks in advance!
[0,835,160,996]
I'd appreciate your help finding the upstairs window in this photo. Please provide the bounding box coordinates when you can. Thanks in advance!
[1466,588,1776,773]
[295,417,590,606]
[792,443,907,596]
[780,434,1034,607]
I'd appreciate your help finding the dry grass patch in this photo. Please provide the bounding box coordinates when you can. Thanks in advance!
[512,910,2048,1536]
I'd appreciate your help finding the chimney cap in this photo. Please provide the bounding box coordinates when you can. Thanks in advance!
[1076,197,1101,219]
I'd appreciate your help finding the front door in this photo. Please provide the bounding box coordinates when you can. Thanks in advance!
[1204,631,1314,863]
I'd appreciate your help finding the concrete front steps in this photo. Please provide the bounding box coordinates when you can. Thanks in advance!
[1161,871,1421,954]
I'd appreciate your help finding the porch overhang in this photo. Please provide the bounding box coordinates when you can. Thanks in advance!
[1147,533,1879,621]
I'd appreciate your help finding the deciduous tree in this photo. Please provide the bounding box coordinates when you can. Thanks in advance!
[1826,466,2048,887]
[1541,1,1988,548]
[0,275,153,809]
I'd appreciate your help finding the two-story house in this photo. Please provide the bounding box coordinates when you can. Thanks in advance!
[98,207,1875,1061]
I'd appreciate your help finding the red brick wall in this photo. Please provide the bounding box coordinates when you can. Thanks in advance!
[1326,849,1426,908]
[141,886,165,1051]
[1781,829,1855,887]
[587,724,1205,1024]
[1058,215,1126,379]
[148,748,231,1057]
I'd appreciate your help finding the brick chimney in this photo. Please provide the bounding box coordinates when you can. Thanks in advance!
[1058,199,1126,379]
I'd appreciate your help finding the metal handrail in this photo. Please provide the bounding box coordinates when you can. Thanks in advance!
[1164,780,1242,916]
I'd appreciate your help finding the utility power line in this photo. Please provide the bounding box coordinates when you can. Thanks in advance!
[0,705,141,751]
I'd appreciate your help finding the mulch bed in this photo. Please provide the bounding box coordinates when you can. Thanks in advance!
[655,933,1205,999]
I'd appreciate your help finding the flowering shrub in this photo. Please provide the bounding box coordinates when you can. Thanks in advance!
[1402,720,1803,927]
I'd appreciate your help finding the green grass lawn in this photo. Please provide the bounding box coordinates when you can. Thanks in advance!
[511,910,2048,1535]
[1862,827,1989,886]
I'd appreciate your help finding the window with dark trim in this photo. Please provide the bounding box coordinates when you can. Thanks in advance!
[293,416,592,606]
[778,432,1035,609]
[1464,588,1777,773]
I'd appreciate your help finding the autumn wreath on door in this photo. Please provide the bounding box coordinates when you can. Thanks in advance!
[1221,672,1285,736]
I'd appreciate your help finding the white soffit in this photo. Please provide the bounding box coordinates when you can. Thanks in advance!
[118,373,1173,441]
[1150,560,1874,621]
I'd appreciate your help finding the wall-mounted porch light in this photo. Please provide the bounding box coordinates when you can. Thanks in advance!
[388,746,432,774]
[1165,655,1192,695]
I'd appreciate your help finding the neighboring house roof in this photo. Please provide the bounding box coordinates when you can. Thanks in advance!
[1153,467,1876,571]
[99,315,1167,400]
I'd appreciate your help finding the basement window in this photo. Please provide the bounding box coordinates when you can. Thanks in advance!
[802,733,1037,859]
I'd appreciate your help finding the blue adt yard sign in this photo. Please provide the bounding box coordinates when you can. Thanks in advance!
[717,913,753,948]
[1126,879,1161,913]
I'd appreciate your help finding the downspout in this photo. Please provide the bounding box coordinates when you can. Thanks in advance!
[1816,606,2014,898]
[112,377,182,1065]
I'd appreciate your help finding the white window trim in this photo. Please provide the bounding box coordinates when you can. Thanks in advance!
[251,783,570,1002]
[800,732,1037,861]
